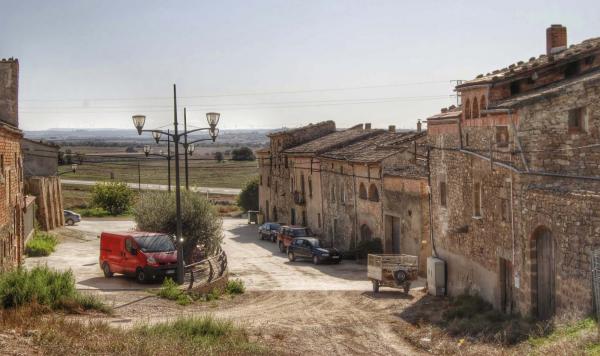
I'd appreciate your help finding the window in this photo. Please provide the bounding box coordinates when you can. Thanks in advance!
[300,174,305,195]
[480,95,487,117]
[568,107,585,133]
[368,184,379,202]
[360,224,372,241]
[465,133,470,146]
[330,185,336,202]
[501,198,509,222]
[510,81,520,95]
[472,97,479,118]
[290,177,294,192]
[440,181,447,207]
[340,184,346,204]
[464,99,471,119]
[267,176,271,187]
[260,175,263,186]
[285,156,288,168]
[317,213,321,228]
[275,181,278,193]
[496,126,509,148]
[273,206,278,221]
[359,182,367,199]
[473,182,482,217]
[308,176,313,197]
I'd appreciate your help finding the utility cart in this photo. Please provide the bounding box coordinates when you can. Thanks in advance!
[367,254,419,293]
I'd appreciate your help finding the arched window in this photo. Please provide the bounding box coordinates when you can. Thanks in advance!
[360,224,372,241]
[368,184,379,202]
[359,182,367,199]
[472,97,479,119]
[480,95,487,117]
[272,206,278,221]
[464,99,471,120]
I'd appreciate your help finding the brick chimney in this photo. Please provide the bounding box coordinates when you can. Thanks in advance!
[388,125,396,133]
[417,119,422,133]
[0,58,19,128]
[365,123,372,130]
[546,24,567,55]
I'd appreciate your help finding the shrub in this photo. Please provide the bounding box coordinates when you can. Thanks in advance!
[225,279,245,295]
[214,151,224,162]
[231,147,255,161]
[236,177,259,212]
[0,266,109,313]
[25,231,58,257]
[133,190,223,262]
[91,181,134,215]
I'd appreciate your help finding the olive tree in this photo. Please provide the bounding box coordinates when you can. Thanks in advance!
[237,176,259,212]
[133,190,223,262]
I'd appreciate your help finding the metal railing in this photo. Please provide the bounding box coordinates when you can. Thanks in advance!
[184,249,228,291]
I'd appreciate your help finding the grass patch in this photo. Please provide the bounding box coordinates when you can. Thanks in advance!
[225,279,245,295]
[527,318,599,354]
[25,231,58,257]
[0,310,266,355]
[156,278,192,306]
[0,266,110,314]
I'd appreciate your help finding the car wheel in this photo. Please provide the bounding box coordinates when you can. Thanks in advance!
[313,255,320,265]
[372,280,380,293]
[334,260,341,264]
[102,263,113,278]
[66,218,74,226]
[259,232,263,240]
[271,235,277,243]
[278,241,285,253]
[136,268,146,283]
[288,251,295,262]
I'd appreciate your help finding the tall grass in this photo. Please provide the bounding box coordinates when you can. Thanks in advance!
[0,266,110,313]
[25,231,58,257]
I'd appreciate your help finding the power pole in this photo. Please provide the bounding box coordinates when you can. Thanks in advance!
[184,107,189,190]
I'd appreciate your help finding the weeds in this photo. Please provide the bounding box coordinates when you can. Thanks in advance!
[25,231,58,257]
[156,278,192,305]
[225,279,245,295]
[156,278,246,305]
[0,266,110,313]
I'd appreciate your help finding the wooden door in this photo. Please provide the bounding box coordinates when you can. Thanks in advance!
[536,228,555,319]
[500,258,512,314]
[392,217,401,254]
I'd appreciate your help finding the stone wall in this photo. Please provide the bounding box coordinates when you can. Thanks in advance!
[25,176,64,231]
[0,59,18,127]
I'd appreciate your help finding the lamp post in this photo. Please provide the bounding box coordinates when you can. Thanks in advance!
[144,130,173,192]
[132,84,220,284]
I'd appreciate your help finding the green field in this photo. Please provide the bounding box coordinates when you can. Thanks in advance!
[59,159,257,189]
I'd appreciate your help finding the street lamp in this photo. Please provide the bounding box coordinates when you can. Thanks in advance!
[131,84,220,284]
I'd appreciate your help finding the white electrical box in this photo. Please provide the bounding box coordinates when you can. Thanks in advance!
[427,257,446,296]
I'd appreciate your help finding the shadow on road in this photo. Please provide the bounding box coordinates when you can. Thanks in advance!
[77,276,161,291]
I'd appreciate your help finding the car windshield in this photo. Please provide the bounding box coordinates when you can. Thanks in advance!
[291,228,311,237]
[270,224,280,230]
[134,234,175,253]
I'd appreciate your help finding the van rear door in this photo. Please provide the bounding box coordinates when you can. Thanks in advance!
[105,235,125,273]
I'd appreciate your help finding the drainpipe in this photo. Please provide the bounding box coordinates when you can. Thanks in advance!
[426,145,438,257]
[352,162,359,252]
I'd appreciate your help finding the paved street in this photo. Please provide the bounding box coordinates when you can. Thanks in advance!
[61,179,241,196]
[26,217,385,291]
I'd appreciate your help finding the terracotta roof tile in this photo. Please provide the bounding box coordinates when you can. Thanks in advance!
[320,131,423,163]
[284,127,383,155]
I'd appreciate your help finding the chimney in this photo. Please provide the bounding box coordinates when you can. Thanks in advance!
[417,119,422,133]
[388,125,396,133]
[365,123,372,130]
[546,24,567,55]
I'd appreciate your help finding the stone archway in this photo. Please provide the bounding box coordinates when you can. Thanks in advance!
[531,225,555,319]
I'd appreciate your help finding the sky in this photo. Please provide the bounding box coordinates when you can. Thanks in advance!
[2,0,600,131]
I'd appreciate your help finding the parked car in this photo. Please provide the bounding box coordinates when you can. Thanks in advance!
[277,225,314,253]
[99,231,177,283]
[258,222,281,242]
[287,237,341,265]
[63,210,81,226]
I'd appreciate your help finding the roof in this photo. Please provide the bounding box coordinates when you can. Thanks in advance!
[426,107,462,122]
[320,131,422,163]
[267,120,335,137]
[494,69,600,109]
[21,138,60,149]
[457,37,600,89]
[284,127,383,156]
[384,164,428,179]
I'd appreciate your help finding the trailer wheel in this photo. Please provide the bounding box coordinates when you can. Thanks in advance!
[372,280,380,293]
[288,251,295,262]
[403,282,411,294]
[278,241,285,253]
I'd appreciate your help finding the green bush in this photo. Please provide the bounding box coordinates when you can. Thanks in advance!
[134,190,223,262]
[25,231,58,257]
[91,181,134,215]
[225,279,245,295]
[230,147,255,161]
[236,177,259,212]
[0,266,109,313]
[76,207,111,217]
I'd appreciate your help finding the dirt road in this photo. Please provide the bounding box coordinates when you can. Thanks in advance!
[30,218,423,355]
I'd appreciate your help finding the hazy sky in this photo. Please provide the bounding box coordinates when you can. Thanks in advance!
[2,0,600,131]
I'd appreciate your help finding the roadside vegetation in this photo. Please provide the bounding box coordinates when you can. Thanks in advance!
[25,231,59,257]
[237,176,259,212]
[399,293,599,355]
[134,190,223,261]
[91,181,135,215]
[156,278,246,305]
[0,266,110,314]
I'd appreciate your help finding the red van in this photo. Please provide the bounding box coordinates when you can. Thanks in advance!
[99,231,178,283]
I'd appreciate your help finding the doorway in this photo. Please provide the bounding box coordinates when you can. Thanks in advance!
[384,215,401,254]
[532,226,555,319]
[499,258,513,314]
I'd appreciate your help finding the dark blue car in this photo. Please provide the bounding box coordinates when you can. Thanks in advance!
[287,237,341,265]
[64,210,81,226]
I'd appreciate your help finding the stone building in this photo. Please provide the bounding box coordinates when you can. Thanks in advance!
[319,126,428,253]
[282,124,381,236]
[427,25,600,319]
[0,58,24,271]
[21,139,65,230]
[257,121,336,225]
